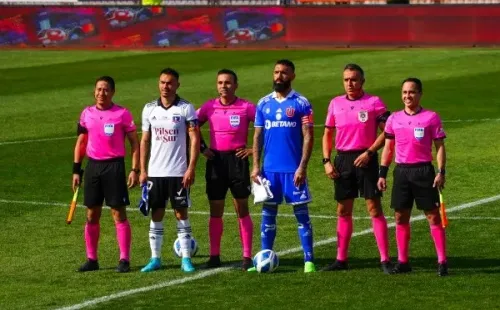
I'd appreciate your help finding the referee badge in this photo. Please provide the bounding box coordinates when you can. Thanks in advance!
[358,111,368,123]
[414,127,425,140]
[104,123,115,136]
[230,115,240,127]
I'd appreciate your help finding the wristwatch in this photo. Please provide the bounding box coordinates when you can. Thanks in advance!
[438,168,446,176]
[131,168,140,174]
[322,158,331,165]
[366,150,375,157]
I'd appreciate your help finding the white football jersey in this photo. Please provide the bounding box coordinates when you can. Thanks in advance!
[142,96,197,177]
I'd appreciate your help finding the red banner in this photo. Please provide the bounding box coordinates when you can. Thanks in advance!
[1,6,500,48]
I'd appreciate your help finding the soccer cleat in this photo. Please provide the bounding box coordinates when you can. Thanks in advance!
[181,257,195,273]
[380,261,393,274]
[205,255,221,268]
[77,259,99,272]
[247,266,257,273]
[438,262,449,277]
[304,261,316,273]
[242,257,253,271]
[322,260,348,271]
[141,257,161,273]
[391,261,412,274]
[116,259,131,273]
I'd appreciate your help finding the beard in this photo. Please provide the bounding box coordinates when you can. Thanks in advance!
[273,80,291,92]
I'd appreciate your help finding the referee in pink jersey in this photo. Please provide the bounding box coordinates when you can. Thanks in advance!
[72,76,140,273]
[378,77,448,276]
[322,64,392,273]
[197,69,256,271]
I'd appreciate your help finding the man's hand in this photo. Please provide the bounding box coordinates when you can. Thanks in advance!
[202,148,215,160]
[139,171,148,185]
[251,166,261,184]
[72,173,80,192]
[182,168,195,188]
[236,148,252,159]
[377,177,387,192]
[324,162,339,179]
[294,166,307,187]
[128,171,139,188]
[433,174,445,190]
[354,151,371,168]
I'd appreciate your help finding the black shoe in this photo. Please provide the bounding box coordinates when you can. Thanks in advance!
[380,261,393,274]
[77,259,99,272]
[116,259,130,273]
[206,255,221,268]
[391,261,412,274]
[322,260,348,271]
[242,257,253,271]
[438,262,449,277]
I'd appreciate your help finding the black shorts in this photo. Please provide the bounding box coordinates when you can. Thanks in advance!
[83,157,130,208]
[333,150,381,201]
[391,163,440,211]
[205,150,251,200]
[148,177,190,209]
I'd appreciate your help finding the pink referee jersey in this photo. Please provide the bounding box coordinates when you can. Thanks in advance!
[384,108,446,164]
[197,97,256,151]
[325,93,389,151]
[79,104,136,160]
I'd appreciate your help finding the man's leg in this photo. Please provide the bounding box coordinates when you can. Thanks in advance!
[366,197,391,273]
[112,206,131,273]
[233,198,253,270]
[207,199,224,268]
[79,206,102,272]
[175,207,195,273]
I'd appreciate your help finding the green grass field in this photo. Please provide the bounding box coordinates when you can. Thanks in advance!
[1,49,500,310]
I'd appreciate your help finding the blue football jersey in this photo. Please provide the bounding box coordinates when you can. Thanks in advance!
[254,90,313,173]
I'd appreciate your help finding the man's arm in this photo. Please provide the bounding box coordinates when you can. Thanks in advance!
[380,138,395,168]
[299,124,314,170]
[127,131,140,171]
[74,133,87,165]
[434,139,446,172]
[252,127,263,170]
[187,125,200,171]
[322,127,334,160]
[368,122,387,153]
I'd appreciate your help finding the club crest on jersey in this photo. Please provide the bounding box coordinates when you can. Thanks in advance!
[286,107,295,118]
[104,123,114,136]
[358,111,368,123]
[414,127,425,140]
[229,115,240,127]
[172,115,181,123]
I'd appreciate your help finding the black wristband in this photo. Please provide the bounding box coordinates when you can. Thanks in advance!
[200,141,208,152]
[73,162,82,174]
[438,168,446,176]
[379,166,389,178]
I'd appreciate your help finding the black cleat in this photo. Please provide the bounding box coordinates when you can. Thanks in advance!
[116,259,130,273]
[322,260,348,271]
[438,262,449,277]
[391,261,412,274]
[206,255,222,268]
[77,259,99,272]
[380,261,393,274]
[242,257,253,271]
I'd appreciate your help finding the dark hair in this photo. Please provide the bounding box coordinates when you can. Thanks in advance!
[344,63,364,79]
[276,59,295,73]
[217,69,238,84]
[95,76,115,90]
[160,67,180,80]
[402,77,423,93]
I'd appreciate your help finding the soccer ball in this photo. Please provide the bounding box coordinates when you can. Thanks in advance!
[253,249,279,273]
[173,237,198,258]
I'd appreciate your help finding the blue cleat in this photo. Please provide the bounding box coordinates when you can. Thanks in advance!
[181,257,195,273]
[141,257,161,273]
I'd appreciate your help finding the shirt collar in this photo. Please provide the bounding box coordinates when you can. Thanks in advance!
[272,89,296,100]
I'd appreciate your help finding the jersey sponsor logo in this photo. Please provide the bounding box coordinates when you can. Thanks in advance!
[104,123,115,136]
[286,107,295,118]
[154,127,179,142]
[414,127,425,140]
[264,120,297,129]
[229,115,240,127]
[358,110,368,123]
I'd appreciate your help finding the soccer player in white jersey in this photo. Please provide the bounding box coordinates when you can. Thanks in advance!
[139,68,200,273]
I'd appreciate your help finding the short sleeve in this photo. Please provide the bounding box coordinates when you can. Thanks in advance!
[254,101,265,128]
[122,109,136,133]
[384,113,395,139]
[196,102,208,124]
[79,108,87,129]
[325,100,336,128]
[298,97,313,127]
[374,97,390,123]
[431,113,446,140]
[185,104,198,130]
[141,105,151,132]
[247,101,257,123]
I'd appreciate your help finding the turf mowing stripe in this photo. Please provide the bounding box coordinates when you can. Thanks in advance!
[0,118,499,146]
[51,194,500,310]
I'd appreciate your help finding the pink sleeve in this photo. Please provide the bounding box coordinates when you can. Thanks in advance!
[384,114,395,136]
[374,97,389,120]
[324,100,335,127]
[79,108,87,128]
[431,113,446,140]
[122,109,136,133]
[247,102,256,123]
[197,102,208,124]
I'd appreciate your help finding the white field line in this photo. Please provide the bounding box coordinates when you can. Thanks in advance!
[43,194,500,310]
[1,118,499,146]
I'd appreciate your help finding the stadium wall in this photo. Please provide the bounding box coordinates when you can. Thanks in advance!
[1,5,500,48]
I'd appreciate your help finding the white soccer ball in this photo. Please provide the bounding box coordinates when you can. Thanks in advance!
[253,249,279,273]
[173,237,198,258]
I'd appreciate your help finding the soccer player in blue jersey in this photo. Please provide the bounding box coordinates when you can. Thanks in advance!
[249,59,316,273]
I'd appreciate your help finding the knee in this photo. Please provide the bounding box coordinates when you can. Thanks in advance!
[366,199,383,217]
[426,210,441,226]
[111,208,127,222]
[395,212,410,225]
[234,199,249,218]
[337,201,353,217]
[209,200,225,218]
[86,207,101,224]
